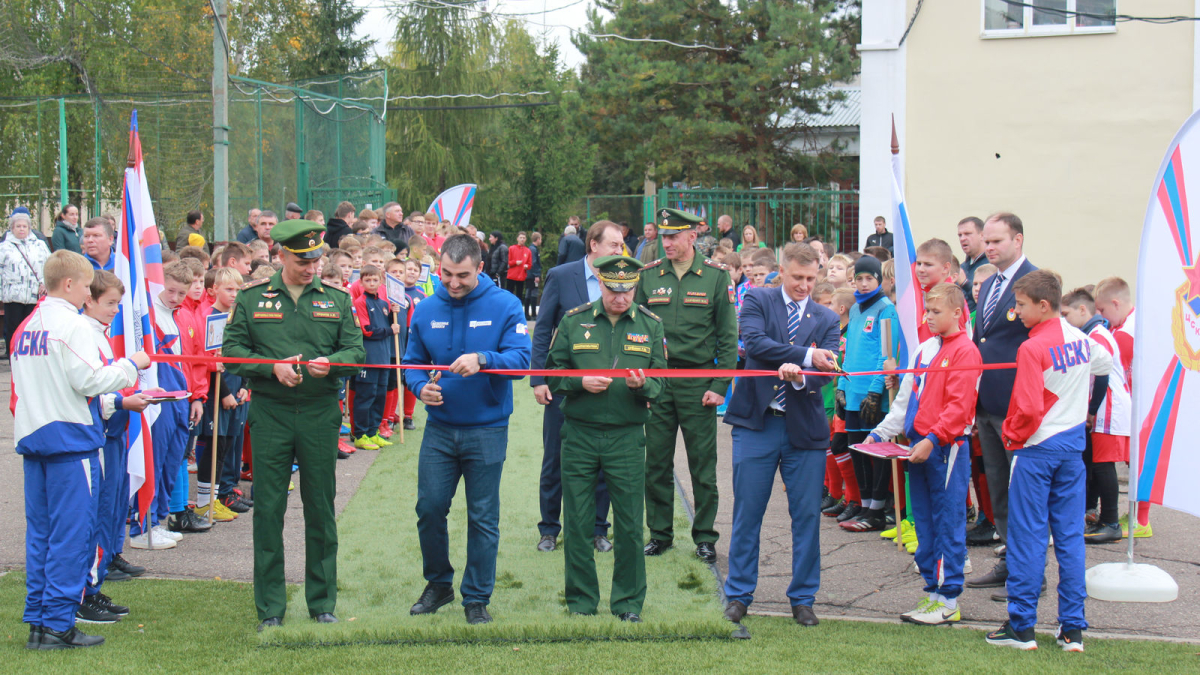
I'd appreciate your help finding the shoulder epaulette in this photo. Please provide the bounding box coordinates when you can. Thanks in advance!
[322,282,349,294]
[242,278,270,290]
[703,258,729,271]
[642,258,664,270]
[639,305,661,322]
[564,303,592,317]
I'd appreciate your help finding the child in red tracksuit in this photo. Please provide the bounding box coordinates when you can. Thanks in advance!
[866,283,981,626]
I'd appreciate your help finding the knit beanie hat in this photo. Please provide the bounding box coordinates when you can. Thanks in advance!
[854,254,882,284]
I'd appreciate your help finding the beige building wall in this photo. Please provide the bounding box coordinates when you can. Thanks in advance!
[902,0,1194,290]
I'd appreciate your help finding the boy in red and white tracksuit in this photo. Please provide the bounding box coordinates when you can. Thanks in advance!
[986,271,1112,652]
[867,284,981,625]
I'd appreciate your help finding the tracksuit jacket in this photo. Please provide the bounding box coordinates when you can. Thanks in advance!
[838,290,901,412]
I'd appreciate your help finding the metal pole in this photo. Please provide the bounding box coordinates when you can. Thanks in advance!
[58,98,68,209]
[256,89,263,209]
[213,0,230,241]
[93,99,102,216]
[209,370,222,525]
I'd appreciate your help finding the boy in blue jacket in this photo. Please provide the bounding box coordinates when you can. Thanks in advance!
[351,264,399,450]
[837,255,901,532]
[402,234,531,626]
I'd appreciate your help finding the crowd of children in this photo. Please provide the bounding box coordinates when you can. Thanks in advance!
[711,215,1142,651]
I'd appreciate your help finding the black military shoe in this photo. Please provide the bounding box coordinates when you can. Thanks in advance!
[76,595,120,624]
[724,600,748,623]
[112,554,146,577]
[594,535,613,553]
[537,535,557,552]
[618,612,642,623]
[314,612,338,623]
[337,449,351,460]
[93,593,129,616]
[410,582,455,615]
[25,625,42,650]
[643,539,672,556]
[465,602,492,625]
[38,626,104,649]
[257,617,283,632]
[695,542,717,564]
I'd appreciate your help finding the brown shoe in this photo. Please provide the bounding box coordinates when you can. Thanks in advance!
[792,604,819,626]
[724,600,747,623]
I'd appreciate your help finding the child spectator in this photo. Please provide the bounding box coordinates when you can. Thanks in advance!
[12,251,149,649]
[867,283,981,625]
[251,265,274,281]
[823,287,861,521]
[246,238,269,263]
[167,259,212,534]
[964,264,998,546]
[218,241,252,276]
[328,249,353,285]
[339,235,362,250]
[881,259,896,302]
[350,265,398,450]
[1092,276,1149,537]
[915,238,970,341]
[321,264,344,288]
[826,254,853,289]
[838,255,901,532]
[1060,288,1130,545]
[985,270,1111,652]
[177,245,210,269]
[378,240,397,257]
[971,264,998,321]
[344,245,364,271]
[864,246,891,262]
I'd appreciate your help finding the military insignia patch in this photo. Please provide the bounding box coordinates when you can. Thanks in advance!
[313,300,335,309]
[728,285,735,303]
[572,343,599,352]
[583,330,591,340]
[624,345,651,355]
[275,301,282,311]
[253,312,283,320]
[626,333,648,343]
[663,337,669,360]
[312,311,340,319]
[683,297,709,306]
[864,316,875,332]
[262,291,279,299]
[580,323,596,329]
[1007,307,1017,322]
[941,358,950,367]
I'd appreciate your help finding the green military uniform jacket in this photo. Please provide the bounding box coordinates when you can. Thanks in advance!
[223,269,365,398]
[633,253,738,395]
[545,302,667,427]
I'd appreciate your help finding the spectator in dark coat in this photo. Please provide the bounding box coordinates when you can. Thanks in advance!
[556,225,585,267]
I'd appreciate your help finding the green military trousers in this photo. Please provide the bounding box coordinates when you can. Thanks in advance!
[248,396,341,621]
[644,376,719,545]
[561,420,646,616]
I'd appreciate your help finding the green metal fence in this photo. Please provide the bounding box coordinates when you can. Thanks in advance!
[656,187,859,251]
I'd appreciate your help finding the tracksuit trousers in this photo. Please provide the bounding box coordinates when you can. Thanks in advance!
[908,436,970,600]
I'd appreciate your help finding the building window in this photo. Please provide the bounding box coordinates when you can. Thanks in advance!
[983,0,1116,37]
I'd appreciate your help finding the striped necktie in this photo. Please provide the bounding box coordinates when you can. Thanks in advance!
[774,301,800,410]
[982,273,1005,327]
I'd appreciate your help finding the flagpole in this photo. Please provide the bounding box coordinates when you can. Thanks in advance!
[394,309,404,445]
[209,370,222,526]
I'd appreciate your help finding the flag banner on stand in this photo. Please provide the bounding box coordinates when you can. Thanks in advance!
[111,110,164,525]
[1134,110,1200,518]
[889,118,919,369]
[428,184,477,229]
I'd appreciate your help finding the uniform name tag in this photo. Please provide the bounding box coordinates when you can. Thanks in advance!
[686,291,707,297]
[647,297,671,305]
[572,343,599,351]
[683,297,709,306]
[624,345,651,354]
[312,311,340,319]
[254,312,283,320]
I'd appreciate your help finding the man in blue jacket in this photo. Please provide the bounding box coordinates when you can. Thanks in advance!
[402,234,532,626]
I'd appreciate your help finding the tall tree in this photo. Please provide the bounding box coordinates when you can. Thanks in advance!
[574,0,860,190]
[287,0,370,80]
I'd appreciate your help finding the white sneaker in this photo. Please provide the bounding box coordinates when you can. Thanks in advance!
[904,600,961,626]
[153,525,183,542]
[964,556,973,574]
[129,532,177,549]
[994,543,1006,557]
[901,597,934,619]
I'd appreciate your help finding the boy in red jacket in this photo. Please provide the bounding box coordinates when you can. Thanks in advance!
[866,283,981,625]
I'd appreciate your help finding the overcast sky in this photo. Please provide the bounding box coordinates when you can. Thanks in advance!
[356,0,593,72]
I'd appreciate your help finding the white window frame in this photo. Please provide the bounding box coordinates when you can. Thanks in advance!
[981,0,1118,39]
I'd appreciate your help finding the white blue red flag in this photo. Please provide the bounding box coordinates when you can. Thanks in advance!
[888,120,919,369]
[428,183,476,229]
[1133,111,1200,518]
[111,110,164,526]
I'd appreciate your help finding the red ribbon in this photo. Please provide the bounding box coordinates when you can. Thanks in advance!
[149,353,1015,379]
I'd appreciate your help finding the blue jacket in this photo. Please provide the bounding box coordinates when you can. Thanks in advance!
[837,291,900,412]
[529,258,590,387]
[356,290,396,365]
[974,258,1037,416]
[403,274,531,428]
[724,287,840,450]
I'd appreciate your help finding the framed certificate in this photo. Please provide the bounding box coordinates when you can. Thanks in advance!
[205,312,229,352]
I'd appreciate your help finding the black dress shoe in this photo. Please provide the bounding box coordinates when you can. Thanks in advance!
[257,617,283,632]
[112,553,146,577]
[836,502,862,523]
[695,542,717,564]
[643,539,672,556]
[93,592,129,616]
[337,449,351,460]
[537,535,557,552]
[410,582,455,615]
[76,595,120,624]
[594,535,613,553]
[464,602,492,625]
[967,518,998,546]
[991,580,1047,602]
[38,626,105,649]
[618,612,641,623]
[966,561,1008,589]
[822,499,846,517]
[105,564,132,582]
[26,625,42,650]
[724,600,747,623]
[314,612,338,623]
[791,604,819,626]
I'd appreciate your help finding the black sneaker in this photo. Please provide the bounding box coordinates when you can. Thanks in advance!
[967,517,998,546]
[1056,625,1084,652]
[232,487,253,506]
[337,449,350,460]
[822,498,846,517]
[105,564,132,582]
[76,595,121,624]
[835,501,862,523]
[169,510,213,533]
[93,593,129,617]
[38,626,105,649]
[821,490,835,510]
[403,417,417,430]
[220,493,251,513]
[986,621,1037,650]
[410,582,455,615]
[26,625,42,650]
[112,553,145,577]
[464,602,492,625]
[1084,522,1122,544]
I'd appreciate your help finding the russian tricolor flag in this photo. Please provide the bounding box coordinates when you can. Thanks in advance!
[888,118,919,369]
[111,110,164,526]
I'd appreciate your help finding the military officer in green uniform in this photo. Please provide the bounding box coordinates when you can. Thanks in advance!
[223,219,365,632]
[635,208,738,564]
[546,256,666,622]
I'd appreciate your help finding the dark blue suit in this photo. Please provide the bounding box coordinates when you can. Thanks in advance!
[723,287,840,609]
[973,256,1037,546]
[530,259,610,539]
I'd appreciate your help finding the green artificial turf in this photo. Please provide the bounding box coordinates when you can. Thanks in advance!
[263,393,729,645]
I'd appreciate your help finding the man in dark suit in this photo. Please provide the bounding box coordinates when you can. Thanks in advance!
[722,242,841,628]
[530,220,627,552]
[557,220,586,267]
[966,213,1037,595]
